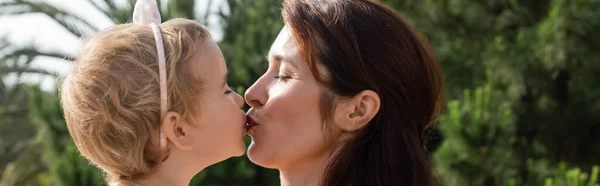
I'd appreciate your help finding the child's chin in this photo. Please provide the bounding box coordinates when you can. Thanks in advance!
[231,141,247,157]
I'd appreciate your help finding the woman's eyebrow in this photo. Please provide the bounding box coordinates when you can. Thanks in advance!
[268,53,298,69]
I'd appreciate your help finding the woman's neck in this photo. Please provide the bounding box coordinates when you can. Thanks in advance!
[279,156,327,186]
[279,140,346,186]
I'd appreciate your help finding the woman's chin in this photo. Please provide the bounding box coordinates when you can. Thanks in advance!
[246,142,259,161]
[247,143,279,169]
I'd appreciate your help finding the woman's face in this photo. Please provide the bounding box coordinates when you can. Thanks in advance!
[244,26,335,170]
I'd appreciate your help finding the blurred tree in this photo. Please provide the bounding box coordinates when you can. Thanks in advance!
[0,82,39,185]
[434,77,518,186]
[219,0,283,92]
[378,0,600,185]
[2,85,104,186]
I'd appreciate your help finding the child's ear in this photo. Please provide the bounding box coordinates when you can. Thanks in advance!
[160,112,193,151]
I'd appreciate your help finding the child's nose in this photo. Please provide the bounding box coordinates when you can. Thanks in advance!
[234,91,244,108]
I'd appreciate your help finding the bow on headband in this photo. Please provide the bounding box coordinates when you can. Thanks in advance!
[133,0,168,150]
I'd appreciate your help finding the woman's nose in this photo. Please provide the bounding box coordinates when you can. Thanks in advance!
[244,76,267,108]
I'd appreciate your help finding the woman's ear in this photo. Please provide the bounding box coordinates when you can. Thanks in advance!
[160,112,193,151]
[333,90,381,132]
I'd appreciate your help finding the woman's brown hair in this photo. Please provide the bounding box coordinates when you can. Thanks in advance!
[282,0,443,185]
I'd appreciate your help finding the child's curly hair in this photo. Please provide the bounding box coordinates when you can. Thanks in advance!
[60,18,210,185]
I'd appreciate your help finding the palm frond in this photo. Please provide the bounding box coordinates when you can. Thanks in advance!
[86,0,116,23]
[0,0,100,37]
[0,67,54,76]
[3,48,70,60]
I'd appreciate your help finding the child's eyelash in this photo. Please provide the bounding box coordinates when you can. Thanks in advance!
[224,89,233,94]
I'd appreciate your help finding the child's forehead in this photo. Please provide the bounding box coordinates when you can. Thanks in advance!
[188,39,227,87]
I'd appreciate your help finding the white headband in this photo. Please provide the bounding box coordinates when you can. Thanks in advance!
[132,0,167,119]
[132,0,168,150]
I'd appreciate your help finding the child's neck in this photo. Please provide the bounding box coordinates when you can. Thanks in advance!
[135,151,208,186]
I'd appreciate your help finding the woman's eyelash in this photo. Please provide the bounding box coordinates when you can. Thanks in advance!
[224,89,233,94]
[274,75,292,81]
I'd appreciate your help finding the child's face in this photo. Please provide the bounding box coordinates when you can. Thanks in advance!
[186,39,247,161]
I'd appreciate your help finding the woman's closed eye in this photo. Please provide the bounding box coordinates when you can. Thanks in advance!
[274,75,292,82]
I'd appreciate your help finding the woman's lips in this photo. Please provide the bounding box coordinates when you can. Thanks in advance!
[245,115,259,131]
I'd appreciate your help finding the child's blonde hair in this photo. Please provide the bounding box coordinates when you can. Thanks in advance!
[60,18,210,185]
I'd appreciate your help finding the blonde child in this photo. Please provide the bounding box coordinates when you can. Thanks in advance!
[60,1,247,185]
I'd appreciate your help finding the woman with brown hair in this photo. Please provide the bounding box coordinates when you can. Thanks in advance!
[244,0,444,185]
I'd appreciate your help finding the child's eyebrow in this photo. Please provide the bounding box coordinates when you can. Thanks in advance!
[222,71,228,87]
